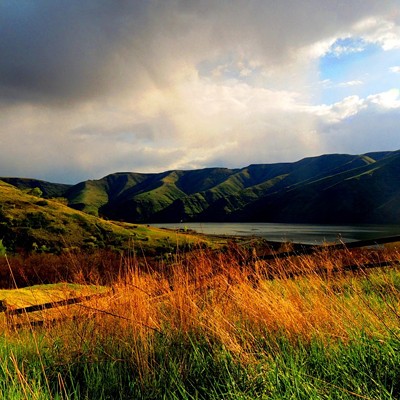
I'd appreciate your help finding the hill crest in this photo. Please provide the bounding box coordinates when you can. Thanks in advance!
[2,150,399,224]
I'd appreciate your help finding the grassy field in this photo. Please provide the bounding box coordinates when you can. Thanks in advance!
[0,243,399,399]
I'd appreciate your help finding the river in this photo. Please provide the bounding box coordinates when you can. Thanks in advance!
[152,222,400,245]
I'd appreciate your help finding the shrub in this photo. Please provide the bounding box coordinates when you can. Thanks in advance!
[0,240,6,256]
[29,187,43,197]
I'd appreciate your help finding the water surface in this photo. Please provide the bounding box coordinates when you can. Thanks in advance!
[152,222,400,245]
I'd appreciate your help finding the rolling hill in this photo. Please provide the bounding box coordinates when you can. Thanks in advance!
[2,150,399,225]
[0,180,200,254]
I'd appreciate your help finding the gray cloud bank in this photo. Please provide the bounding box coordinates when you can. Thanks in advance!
[0,0,391,102]
[0,0,399,183]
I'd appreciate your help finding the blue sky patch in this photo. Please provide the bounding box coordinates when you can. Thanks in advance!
[318,37,399,104]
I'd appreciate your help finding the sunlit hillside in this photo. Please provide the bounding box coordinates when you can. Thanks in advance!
[0,180,202,255]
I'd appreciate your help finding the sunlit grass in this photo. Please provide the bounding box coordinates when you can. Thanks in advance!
[0,245,399,398]
[0,283,107,309]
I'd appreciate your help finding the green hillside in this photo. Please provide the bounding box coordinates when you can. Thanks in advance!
[0,177,71,198]
[0,180,201,254]
[236,150,400,223]
[2,150,399,224]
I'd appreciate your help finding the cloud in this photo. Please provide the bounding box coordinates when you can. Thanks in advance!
[338,80,364,87]
[0,1,399,182]
[354,17,400,50]
[1,0,397,104]
[390,66,400,73]
[301,96,366,124]
[328,40,366,58]
[312,89,400,154]
[319,106,400,155]
[367,88,400,108]
[0,77,322,181]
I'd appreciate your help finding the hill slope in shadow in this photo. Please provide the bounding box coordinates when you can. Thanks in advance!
[2,150,399,224]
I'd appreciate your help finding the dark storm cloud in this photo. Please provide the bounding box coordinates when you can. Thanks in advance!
[0,1,150,103]
[1,0,394,105]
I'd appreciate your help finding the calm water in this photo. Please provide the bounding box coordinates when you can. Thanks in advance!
[152,222,400,245]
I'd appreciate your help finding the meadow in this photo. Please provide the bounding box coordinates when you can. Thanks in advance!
[0,241,399,399]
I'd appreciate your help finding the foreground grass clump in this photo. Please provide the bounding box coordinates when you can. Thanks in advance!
[0,245,400,399]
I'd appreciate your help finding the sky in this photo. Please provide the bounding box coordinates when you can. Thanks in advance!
[0,1,399,184]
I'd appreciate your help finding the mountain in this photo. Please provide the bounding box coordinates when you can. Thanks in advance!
[234,151,400,223]
[2,150,399,224]
[0,180,199,254]
[0,177,71,198]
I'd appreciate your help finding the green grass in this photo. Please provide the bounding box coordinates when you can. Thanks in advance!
[0,246,400,399]
[67,180,109,216]
[0,329,399,399]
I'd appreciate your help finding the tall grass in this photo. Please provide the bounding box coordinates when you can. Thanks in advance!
[1,244,400,399]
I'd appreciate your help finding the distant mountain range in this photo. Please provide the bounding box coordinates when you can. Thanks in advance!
[3,150,400,224]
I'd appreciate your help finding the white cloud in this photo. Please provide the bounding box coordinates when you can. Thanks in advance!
[304,89,400,124]
[301,96,366,124]
[309,89,400,156]
[330,43,366,57]
[318,102,400,155]
[354,17,400,50]
[390,66,400,73]
[366,88,400,109]
[338,80,364,87]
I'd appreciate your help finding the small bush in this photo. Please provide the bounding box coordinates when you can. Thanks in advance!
[0,240,6,256]
[29,187,43,197]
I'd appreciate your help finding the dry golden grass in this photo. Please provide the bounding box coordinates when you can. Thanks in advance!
[3,245,400,365]
[0,245,399,399]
